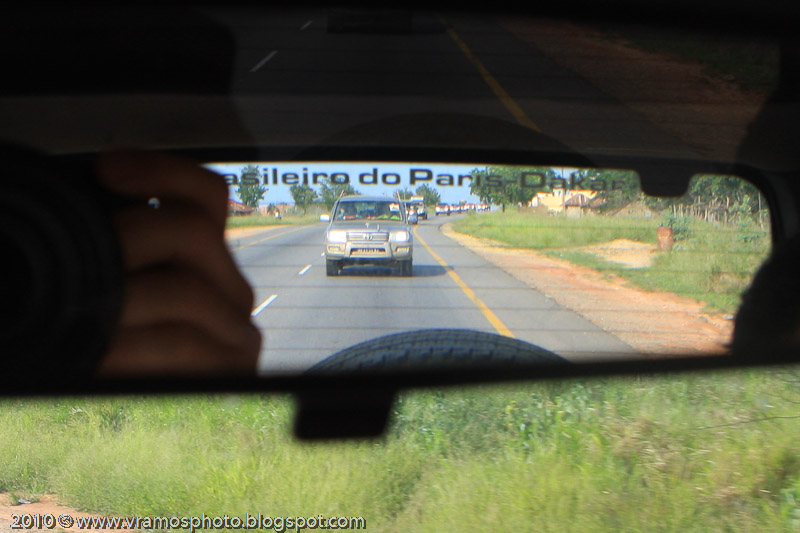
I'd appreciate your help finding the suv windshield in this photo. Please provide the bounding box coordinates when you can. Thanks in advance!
[334,200,404,221]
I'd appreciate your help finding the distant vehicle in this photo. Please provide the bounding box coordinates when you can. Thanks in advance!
[404,201,418,224]
[435,203,450,216]
[406,196,427,220]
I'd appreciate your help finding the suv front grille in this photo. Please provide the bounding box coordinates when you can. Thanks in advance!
[348,231,389,242]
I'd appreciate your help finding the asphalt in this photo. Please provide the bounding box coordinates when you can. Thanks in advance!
[200,7,698,156]
[208,7,700,374]
[231,216,635,374]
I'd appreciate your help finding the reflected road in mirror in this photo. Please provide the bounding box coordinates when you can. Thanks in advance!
[217,163,772,375]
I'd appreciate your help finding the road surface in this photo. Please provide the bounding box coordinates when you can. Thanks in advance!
[202,7,697,158]
[230,216,635,374]
[202,7,706,373]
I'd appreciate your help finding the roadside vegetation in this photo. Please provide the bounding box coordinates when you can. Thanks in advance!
[225,211,321,229]
[453,210,768,314]
[3,366,800,531]
[452,211,655,249]
[456,173,771,315]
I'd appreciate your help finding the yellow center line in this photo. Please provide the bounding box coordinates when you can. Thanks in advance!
[444,23,541,132]
[229,225,307,251]
[414,227,514,338]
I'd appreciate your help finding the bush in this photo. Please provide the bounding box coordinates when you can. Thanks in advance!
[662,213,691,241]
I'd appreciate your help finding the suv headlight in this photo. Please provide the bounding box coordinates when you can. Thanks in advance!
[327,229,348,243]
[392,230,410,242]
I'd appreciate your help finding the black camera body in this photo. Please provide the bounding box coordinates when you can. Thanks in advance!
[0,146,123,374]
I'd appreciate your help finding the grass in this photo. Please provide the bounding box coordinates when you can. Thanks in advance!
[452,211,655,249]
[453,210,770,314]
[3,367,800,531]
[225,212,320,229]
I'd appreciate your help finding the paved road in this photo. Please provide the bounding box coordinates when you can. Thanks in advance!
[231,216,635,374]
[206,7,699,373]
[2,7,703,157]
[201,7,697,157]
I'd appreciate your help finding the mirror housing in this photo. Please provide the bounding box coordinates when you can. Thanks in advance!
[320,214,331,222]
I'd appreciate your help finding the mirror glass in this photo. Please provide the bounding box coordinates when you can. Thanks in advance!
[209,161,772,374]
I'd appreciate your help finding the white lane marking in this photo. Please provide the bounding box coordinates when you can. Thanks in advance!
[298,264,312,276]
[250,51,278,72]
[300,20,313,30]
[251,294,278,317]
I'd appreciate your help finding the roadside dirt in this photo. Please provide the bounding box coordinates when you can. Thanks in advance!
[442,224,733,356]
[0,494,133,533]
[576,238,656,269]
[462,19,764,354]
[500,18,769,161]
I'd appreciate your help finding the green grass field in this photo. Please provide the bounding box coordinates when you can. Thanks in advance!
[452,211,656,248]
[0,208,784,531]
[452,211,770,314]
[225,212,321,229]
[2,366,800,531]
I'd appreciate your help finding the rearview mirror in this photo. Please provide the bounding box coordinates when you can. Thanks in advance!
[205,157,782,380]
[4,152,790,399]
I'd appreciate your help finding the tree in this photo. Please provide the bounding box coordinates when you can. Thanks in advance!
[237,164,267,208]
[414,184,441,206]
[317,179,360,210]
[578,168,641,212]
[470,166,556,211]
[395,187,414,201]
[644,174,768,227]
[686,175,766,225]
[290,184,317,214]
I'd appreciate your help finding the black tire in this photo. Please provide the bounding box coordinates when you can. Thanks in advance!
[308,329,568,373]
[326,259,340,276]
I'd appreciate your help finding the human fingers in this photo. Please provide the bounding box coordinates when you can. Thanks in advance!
[120,266,261,355]
[114,203,254,312]
[99,323,259,377]
[95,149,229,227]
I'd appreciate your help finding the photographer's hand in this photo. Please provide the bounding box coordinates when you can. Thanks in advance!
[94,150,260,376]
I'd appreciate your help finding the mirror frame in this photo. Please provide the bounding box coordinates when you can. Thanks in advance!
[15,146,794,400]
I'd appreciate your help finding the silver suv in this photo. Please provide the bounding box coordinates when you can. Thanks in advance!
[321,195,414,276]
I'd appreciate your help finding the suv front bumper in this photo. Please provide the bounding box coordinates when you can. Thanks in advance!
[325,240,412,264]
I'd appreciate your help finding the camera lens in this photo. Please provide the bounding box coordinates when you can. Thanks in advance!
[0,146,123,375]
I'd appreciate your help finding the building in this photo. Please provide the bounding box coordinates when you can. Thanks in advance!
[528,189,598,215]
[227,199,254,216]
[564,193,593,218]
